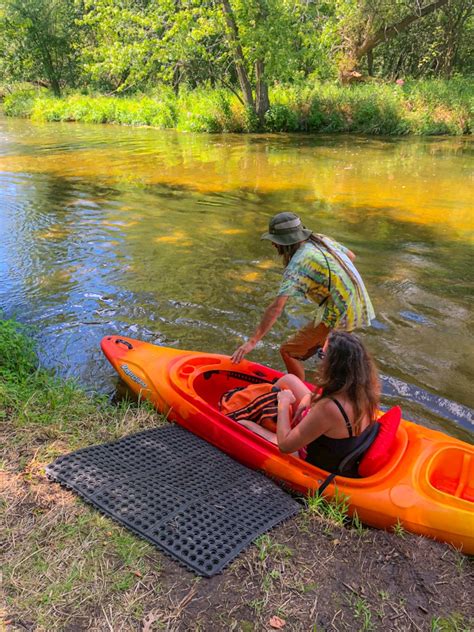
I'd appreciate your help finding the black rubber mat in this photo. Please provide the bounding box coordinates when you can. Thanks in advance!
[46,425,301,576]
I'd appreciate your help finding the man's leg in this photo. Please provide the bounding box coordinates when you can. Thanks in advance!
[280,322,330,380]
[280,353,305,380]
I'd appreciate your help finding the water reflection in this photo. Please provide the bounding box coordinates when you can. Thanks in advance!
[0,116,472,441]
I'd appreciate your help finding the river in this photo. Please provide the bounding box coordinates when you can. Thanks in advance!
[0,116,472,440]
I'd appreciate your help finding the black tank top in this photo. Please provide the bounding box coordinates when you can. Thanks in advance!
[305,397,373,475]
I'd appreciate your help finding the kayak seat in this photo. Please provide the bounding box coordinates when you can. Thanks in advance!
[318,422,380,495]
[358,406,402,478]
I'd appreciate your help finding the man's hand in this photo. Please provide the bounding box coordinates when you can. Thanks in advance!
[231,295,288,364]
[231,340,256,364]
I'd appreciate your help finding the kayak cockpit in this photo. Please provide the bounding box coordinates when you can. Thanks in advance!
[190,365,411,483]
[428,446,474,503]
[193,367,283,409]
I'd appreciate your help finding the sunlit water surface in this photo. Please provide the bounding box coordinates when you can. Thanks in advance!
[0,116,472,440]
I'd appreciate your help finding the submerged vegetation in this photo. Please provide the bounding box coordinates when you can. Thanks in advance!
[0,0,473,134]
[4,78,472,135]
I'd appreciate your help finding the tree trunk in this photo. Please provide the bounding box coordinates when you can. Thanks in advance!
[220,0,255,110]
[255,60,270,120]
[173,63,182,96]
[367,49,374,76]
[39,44,61,96]
[439,1,472,78]
[50,75,61,97]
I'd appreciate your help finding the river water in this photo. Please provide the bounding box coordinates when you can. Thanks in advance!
[0,116,472,440]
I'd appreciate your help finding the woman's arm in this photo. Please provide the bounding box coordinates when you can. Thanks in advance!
[292,392,312,423]
[277,394,332,454]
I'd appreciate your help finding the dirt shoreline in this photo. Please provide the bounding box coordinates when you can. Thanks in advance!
[2,449,473,632]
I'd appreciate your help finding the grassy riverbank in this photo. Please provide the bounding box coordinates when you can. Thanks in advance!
[1,319,473,631]
[3,79,472,135]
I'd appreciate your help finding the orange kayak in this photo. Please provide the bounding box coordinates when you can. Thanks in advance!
[101,335,474,554]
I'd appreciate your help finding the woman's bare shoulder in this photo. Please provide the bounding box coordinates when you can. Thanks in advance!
[304,397,338,426]
[312,397,339,414]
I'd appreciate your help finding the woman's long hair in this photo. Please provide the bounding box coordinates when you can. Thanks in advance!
[274,233,363,301]
[312,331,380,434]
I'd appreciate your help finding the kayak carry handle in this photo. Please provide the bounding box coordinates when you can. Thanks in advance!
[115,338,133,350]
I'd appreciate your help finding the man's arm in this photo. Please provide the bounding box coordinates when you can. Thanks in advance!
[231,295,288,363]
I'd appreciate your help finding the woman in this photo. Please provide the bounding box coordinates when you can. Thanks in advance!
[235,331,380,473]
[231,212,375,381]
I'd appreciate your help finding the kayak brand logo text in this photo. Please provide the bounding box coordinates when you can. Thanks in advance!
[120,364,148,389]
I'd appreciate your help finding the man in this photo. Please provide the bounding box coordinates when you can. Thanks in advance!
[231,212,375,380]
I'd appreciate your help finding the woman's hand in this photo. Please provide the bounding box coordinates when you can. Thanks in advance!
[231,340,256,364]
[292,394,311,424]
[277,389,296,406]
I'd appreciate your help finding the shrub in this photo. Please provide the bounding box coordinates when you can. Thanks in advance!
[176,88,244,133]
[264,104,299,132]
[3,79,472,136]
[3,88,36,118]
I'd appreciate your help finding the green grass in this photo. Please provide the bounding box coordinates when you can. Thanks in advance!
[352,595,374,631]
[0,318,160,454]
[392,518,406,538]
[254,533,293,562]
[306,489,350,527]
[431,614,472,632]
[3,78,472,135]
[1,318,165,629]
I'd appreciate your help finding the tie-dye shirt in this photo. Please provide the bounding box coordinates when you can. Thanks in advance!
[278,237,375,330]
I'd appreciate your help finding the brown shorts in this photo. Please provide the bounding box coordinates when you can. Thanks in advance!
[280,321,330,361]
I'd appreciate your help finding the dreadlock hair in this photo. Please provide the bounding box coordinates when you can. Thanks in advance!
[309,234,363,301]
[312,331,380,434]
[273,242,302,267]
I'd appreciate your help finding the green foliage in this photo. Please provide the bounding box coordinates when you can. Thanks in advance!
[0,317,161,452]
[352,595,374,631]
[3,78,472,135]
[0,0,83,95]
[0,0,472,120]
[0,318,37,380]
[307,488,350,526]
[254,533,293,562]
[79,0,228,93]
[264,104,298,132]
[2,87,37,117]
[177,89,235,133]
[392,518,406,537]
[22,93,177,128]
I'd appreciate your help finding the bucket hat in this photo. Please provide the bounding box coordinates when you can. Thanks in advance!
[261,212,312,246]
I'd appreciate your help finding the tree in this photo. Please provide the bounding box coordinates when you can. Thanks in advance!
[219,0,302,119]
[376,0,473,79]
[0,0,81,95]
[332,0,452,82]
